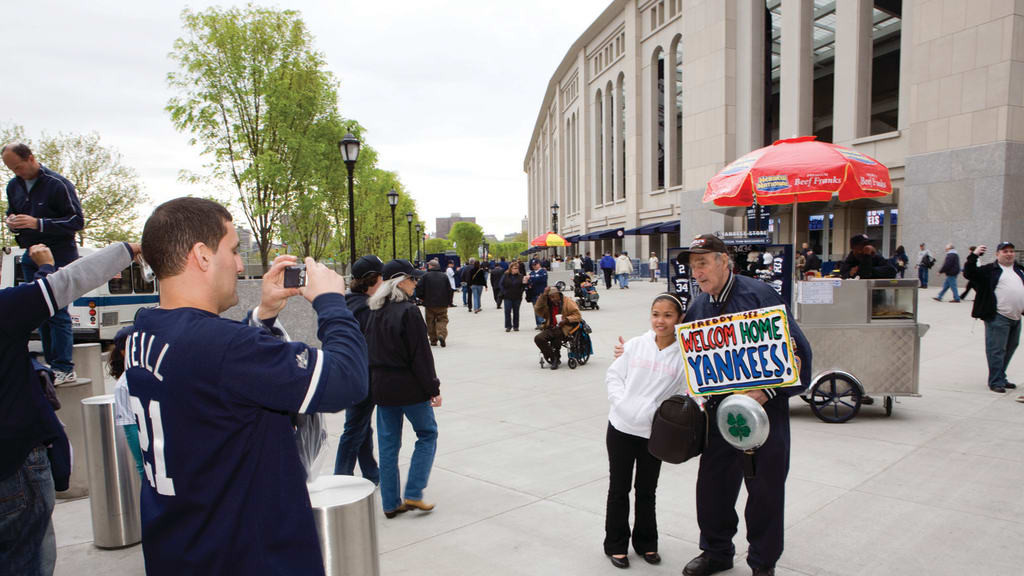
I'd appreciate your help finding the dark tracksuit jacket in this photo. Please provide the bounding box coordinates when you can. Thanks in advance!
[5,164,84,266]
[682,273,811,570]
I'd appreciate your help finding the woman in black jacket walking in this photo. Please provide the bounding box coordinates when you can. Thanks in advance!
[365,260,442,518]
[490,264,505,309]
[470,260,488,313]
[500,261,527,332]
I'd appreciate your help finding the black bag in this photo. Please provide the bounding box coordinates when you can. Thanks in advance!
[924,255,936,269]
[648,394,707,464]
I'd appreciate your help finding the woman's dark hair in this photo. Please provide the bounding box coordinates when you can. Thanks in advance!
[142,197,233,279]
[349,272,381,294]
[108,327,133,378]
[652,292,684,316]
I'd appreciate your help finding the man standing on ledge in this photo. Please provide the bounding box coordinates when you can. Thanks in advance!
[3,142,84,384]
[963,242,1024,394]
[127,198,368,576]
[680,234,811,576]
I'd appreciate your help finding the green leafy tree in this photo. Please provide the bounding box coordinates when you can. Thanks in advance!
[424,237,453,254]
[449,221,484,262]
[166,5,340,270]
[0,125,147,246]
[504,231,528,243]
[491,241,529,260]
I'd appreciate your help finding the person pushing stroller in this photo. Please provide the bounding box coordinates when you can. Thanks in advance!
[574,270,600,310]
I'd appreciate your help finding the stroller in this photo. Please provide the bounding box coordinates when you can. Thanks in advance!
[539,319,594,370]
[573,271,600,310]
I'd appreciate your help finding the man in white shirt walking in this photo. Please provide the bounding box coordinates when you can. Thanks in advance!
[963,242,1024,394]
[648,252,660,282]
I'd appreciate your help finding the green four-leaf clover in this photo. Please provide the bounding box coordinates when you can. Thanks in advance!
[727,413,751,440]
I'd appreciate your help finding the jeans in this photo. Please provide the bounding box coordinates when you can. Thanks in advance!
[503,298,521,329]
[618,273,630,288]
[0,446,56,576]
[22,260,74,374]
[917,266,929,288]
[936,274,959,301]
[471,285,484,311]
[604,423,662,556]
[377,402,438,512]
[334,394,379,484]
[984,314,1021,389]
[462,284,470,307]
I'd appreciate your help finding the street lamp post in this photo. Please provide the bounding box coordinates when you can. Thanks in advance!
[406,212,414,261]
[422,229,427,263]
[386,188,399,260]
[338,133,361,271]
[550,201,560,258]
[415,223,422,264]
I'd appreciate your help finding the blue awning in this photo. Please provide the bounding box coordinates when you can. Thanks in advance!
[624,221,669,235]
[655,221,680,233]
[563,235,579,243]
[576,227,625,241]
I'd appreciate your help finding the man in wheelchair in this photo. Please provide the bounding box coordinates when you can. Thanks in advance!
[533,286,582,370]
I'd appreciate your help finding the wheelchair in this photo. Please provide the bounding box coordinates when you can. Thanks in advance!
[538,319,593,369]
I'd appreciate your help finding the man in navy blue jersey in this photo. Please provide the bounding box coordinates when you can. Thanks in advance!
[126,198,368,576]
[1,241,140,575]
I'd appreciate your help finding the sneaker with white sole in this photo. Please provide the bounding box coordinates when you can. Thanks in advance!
[54,370,78,385]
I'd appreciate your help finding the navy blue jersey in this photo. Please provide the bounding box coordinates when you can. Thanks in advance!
[126,294,367,575]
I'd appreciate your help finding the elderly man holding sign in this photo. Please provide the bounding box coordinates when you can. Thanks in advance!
[679,234,811,576]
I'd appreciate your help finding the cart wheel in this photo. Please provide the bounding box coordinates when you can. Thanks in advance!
[556,281,566,291]
[809,373,862,423]
[884,396,894,417]
[538,356,545,368]
[568,357,578,369]
[594,303,600,310]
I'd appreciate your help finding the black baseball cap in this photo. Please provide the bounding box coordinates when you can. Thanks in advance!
[381,259,426,280]
[687,234,728,254]
[997,241,1016,251]
[850,234,872,248]
[351,255,383,279]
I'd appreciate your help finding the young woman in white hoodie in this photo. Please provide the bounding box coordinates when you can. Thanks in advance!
[603,293,688,569]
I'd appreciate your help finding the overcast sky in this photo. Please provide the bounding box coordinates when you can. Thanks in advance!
[2,0,606,239]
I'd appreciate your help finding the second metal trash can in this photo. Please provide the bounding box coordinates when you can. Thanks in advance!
[81,394,142,548]
[308,475,380,576]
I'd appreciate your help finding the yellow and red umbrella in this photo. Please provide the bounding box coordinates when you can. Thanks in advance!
[530,232,572,247]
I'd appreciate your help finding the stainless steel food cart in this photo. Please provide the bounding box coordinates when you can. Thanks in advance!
[795,279,928,423]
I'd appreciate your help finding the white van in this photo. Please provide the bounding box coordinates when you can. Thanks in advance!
[1,246,158,342]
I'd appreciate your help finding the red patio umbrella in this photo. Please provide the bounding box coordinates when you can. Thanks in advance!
[704,136,893,264]
[704,136,892,207]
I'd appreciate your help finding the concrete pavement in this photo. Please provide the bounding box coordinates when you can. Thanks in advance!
[53,279,1024,575]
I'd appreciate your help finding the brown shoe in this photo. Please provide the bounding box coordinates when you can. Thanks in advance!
[383,504,408,519]
[403,499,435,512]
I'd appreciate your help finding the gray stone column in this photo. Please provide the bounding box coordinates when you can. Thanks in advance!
[736,0,765,154]
[833,0,873,143]
[780,0,813,138]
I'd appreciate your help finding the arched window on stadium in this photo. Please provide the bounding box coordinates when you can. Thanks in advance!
[651,47,665,191]
[669,35,683,187]
[616,72,626,200]
[595,89,604,205]
[571,112,579,213]
[606,80,615,203]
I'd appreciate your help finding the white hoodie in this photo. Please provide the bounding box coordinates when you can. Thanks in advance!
[606,329,688,438]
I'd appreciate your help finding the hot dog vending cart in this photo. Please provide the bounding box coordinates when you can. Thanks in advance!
[795,278,928,423]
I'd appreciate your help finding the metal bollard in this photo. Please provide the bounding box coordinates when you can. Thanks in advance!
[308,476,380,576]
[73,342,106,397]
[81,394,141,548]
[54,377,93,499]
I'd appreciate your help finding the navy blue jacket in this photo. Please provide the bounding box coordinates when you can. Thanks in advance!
[684,274,811,401]
[600,255,616,270]
[5,164,84,265]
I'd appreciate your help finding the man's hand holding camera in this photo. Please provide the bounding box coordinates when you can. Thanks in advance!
[258,255,348,320]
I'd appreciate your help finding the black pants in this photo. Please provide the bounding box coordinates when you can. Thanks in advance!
[503,298,521,329]
[604,423,662,556]
[961,280,975,299]
[696,397,790,570]
[603,268,613,289]
[534,326,563,363]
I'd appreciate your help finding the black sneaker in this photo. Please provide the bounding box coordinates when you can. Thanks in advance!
[439,338,446,348]
[1004,382,1017,389]
[991,385,1007,394]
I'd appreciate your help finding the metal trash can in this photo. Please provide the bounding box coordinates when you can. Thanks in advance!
[81,394,141,548]
[308,475,380,576]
